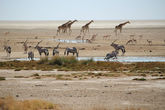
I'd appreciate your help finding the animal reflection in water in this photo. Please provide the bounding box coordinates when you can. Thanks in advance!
[104,50,119,61]
[64,47,79,57]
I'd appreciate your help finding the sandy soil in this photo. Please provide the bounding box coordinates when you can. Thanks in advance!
[0,70,165,110]
[0,27,165,61]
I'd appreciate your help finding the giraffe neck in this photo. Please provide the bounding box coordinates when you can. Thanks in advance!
[85,21,93,26]
[69,20,77,26]
[121,21,129,26]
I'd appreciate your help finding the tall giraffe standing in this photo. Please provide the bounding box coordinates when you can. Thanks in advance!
[80,20,94,35]
[57,20,71,35]
[114,21,130,36]
[66,20,78,35]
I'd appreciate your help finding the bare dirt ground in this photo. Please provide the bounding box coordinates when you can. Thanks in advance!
[0,70,165,110]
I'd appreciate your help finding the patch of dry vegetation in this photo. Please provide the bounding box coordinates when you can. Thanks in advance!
[0,96,59,110]
[0,56,165,74]
[0,97,146,110]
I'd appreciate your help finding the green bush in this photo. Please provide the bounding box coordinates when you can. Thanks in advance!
[0,77,5,81]
[49,56,78,66]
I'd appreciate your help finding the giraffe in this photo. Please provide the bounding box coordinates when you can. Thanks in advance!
[80,20,94,35]
[57,20,71,35]
[114,21,130,36]
[66,20,78,35]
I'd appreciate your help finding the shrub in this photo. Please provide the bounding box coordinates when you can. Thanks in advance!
[133,77,146,81]
[0,77,5,81]
[38,57,48,64]
[49,56,77,66]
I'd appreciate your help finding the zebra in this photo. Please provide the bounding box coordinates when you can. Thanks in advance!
[110,40,126,55]
[104,50,119,61]
[4,45,11,57]
[53,43,60,56]
[28,51,34,60]
[64,47,79,57]
[35,40,49,56]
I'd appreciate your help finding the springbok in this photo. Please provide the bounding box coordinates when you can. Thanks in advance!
[53,43,60,56]
[75,35,81,40]
[147,40,152,46]
[104,50,119,61]
[110,40,126,55]
[64,47,79,57]
[126,39,137,45]
[35,40,49,56]
[103,35,111,40]
[90,34,97,41]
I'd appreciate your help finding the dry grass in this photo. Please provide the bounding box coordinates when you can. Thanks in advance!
[0,57,165,74]
[0,97,148,110]
[0,96,59,110]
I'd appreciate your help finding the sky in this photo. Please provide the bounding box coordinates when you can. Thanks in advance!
[0,0,165,20]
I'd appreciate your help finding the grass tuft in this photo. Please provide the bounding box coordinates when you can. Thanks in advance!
[133,77,146,81]
[0,96,59,110]
[0,77,5,81]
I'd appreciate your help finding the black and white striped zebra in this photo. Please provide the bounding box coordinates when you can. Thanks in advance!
[64,47,79,57]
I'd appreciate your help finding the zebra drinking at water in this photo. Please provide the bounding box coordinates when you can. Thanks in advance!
[104,50,119,61]
[4,45,11,57]
[64,47,79,57]
[110,40,126,55]
[35,40,49,56]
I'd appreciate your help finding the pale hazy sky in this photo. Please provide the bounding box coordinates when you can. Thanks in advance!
[0,0,165,20]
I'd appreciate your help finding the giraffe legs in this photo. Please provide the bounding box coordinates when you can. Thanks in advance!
[120,28,122,33]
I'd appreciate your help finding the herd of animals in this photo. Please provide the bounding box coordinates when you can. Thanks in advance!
[2,20,161,61]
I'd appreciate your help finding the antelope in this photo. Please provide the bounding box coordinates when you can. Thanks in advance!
[28,51,34,60]
[147,40,152,46]
[104,50,119,61]
[4,45,11,57]
[110,40,126,55]
[53,43,60,56]
[23,39,28,54]
[35,40,49,56]
[86,39,92,43]
[75,35,81,40]
[126,39,137,45]
[90,34,97,41]
[103,35,111,40]
[64,47,79,57]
